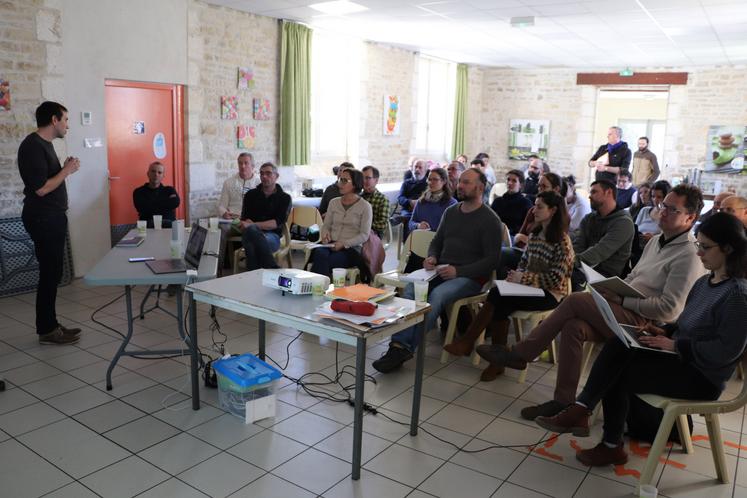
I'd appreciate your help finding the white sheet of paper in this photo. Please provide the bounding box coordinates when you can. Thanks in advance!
[494,280,544,297]
[401,268,438,282]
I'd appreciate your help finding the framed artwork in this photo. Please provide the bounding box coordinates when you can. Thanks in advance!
[237,125,255,149]
[508,119,549,160]
[705,125,745,172]
[253,98,270,120]
[0,79,9,111]
[383,95,400,136]
[238,67,255,90]
[221,96,238,120]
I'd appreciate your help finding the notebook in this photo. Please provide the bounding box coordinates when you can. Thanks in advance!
[581,262,645,299]
[116,235,145,247]
[589,286,675,355]
[146,224,207,274]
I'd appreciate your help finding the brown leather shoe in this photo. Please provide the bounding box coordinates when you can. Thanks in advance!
[576,442,628,466]
[59,324,81,336]
[479,363,504,381]
[475,344,527,370]
[39,327,80,345]
[443,340,472,357]
[535,403,591,437]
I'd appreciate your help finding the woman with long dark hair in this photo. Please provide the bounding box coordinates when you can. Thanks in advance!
[444,191,574,381]
[535,212,747,467]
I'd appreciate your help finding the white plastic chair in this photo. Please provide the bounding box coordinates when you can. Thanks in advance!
[373,229,435,290]
[232,223,291,273]
[635,353,747,491]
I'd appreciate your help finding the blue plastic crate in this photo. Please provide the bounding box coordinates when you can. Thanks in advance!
[213,353,282,393]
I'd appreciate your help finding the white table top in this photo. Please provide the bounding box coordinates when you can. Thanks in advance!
[187,270,428,346]
[84,228,221,286]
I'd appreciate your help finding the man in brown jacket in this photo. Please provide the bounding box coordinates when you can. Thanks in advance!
[631,136,660,185]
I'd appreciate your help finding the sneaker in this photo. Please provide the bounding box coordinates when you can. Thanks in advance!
[520,400,568,421]
[474,344,527,370]
[576,442,628,466]
[535,403,591,437]
[372,345,413,373]
[58,324,81,336]
[39,327,80,345]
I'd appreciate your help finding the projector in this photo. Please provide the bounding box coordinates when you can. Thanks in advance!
[261,268,329,295]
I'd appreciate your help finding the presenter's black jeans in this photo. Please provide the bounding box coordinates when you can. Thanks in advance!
[22,209,67,335]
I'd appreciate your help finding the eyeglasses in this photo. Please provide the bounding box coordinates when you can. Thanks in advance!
[427,177,443,182]
[693,241,718,251]
[656,202,685,215]
[337,178,351,185]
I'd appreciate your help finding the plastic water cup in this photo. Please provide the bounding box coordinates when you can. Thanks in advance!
[332,268,346,288]
[413,281,429,303]
[152,215,162,230]
[209,217,220,232]
[312,278,325,298]
[639,484,658,498]
[137,220,147,236]
[198,218,208,229]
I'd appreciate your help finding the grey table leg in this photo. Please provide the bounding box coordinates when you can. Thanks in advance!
[258,319,266,360]
[107,285,134,390]
[352,335,366,480]
[410,320,426,436]
[186,290,200,410]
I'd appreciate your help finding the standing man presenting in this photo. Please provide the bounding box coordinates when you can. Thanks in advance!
[589,126,631,184]
[18,101,81,345]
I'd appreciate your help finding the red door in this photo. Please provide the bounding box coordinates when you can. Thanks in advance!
[105,80,185,227]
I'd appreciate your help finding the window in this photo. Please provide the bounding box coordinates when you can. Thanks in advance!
[310,31,361,163]
[415,56,456,158]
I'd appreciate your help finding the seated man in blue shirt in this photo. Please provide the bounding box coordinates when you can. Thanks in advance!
[239,162,291,271]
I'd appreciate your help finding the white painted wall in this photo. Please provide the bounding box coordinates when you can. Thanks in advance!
[60,0,188,276]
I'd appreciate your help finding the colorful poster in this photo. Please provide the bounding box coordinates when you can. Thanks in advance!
[383,95,400,136]
[237,125,255,149]
[508,119,550,160]
[253,98,270,120]
[0,79,9,111]
[238,67,254,90]
[705,125,746,172]
[221,96,238,120]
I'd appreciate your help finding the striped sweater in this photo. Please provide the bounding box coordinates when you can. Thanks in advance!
[518,232,575,301]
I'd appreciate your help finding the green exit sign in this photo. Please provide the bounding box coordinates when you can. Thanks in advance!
[619,68,634,77]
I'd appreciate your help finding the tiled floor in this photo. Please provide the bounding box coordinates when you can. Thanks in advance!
[1,249,747,497]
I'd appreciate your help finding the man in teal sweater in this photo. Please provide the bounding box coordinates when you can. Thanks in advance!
[373,168,503,373]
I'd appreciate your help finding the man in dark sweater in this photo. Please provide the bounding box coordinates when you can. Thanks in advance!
[18,101,82,345]
[491,169,533,236]
[132,161,180,228]
[589,126,631,184]
[373,168,503,373]
[239,162,291,271]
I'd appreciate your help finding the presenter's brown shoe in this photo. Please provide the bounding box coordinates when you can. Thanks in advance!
[59,324,82,336]
[39,327,80,345]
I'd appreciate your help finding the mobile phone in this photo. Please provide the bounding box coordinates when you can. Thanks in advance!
[128,257,154,262]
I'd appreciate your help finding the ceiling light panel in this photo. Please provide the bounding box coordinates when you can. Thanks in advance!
[309,0,368,15]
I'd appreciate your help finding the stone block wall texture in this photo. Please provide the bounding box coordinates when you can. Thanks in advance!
[0,0,62,218]
[359,42,417,184]
[186,0,280,220]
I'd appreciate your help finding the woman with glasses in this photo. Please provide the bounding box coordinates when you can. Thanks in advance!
[534,212,747,467]
[635,180,671,240]
[444,191,574,381]
[408,168,457,234]
[310,168,372,278]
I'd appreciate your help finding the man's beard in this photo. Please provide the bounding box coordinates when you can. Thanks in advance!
[528,171,539,180]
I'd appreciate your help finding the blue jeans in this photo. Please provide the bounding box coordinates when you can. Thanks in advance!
[241,225,280,271]
[391,276,482,352]
[310,247,359,278]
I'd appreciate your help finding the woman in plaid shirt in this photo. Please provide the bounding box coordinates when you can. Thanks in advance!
[444,191,574,381]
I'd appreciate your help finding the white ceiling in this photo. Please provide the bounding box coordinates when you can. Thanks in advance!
[205,0,747,68]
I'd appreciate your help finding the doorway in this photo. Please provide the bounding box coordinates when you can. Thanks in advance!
[590,88,669,185]
[104,80,185,244]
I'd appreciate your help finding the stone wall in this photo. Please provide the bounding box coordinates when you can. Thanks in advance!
[186,1,280,220]
[0,0,61,217]
[475,65,747,193]
[358,42,417,183]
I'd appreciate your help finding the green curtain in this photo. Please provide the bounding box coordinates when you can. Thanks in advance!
[451,63,468,160]
[280,21,312,166]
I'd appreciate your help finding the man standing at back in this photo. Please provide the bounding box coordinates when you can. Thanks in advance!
[589,126,631,184]
[631,136,659,185]
[18,101,81,345]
